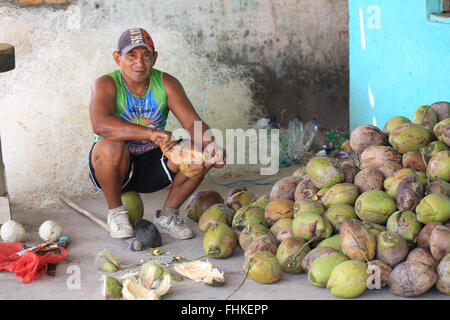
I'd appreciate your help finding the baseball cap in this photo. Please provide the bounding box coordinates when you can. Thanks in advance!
[117,28,155,55]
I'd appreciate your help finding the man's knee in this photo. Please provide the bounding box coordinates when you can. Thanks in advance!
[92,139,129,167]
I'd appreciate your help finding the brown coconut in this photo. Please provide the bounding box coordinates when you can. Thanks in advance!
[227,187,246,200]
[264,199,294,225]
[294,178,319,201]
[354,168,384,193]
[360,146,402,169]
[417,222,442,249]
[185,190,224,221]
[340,219,377,261]
[388,261,438,297]
[407,248,437,270]
[339,160,359,184]
[244,233,279,257]
[350,125,387,154]
[402,151,427,172]
[426,180,450,197]
[394,174,424,211]
[300,246,337,273]
[378,160,404,178]
[430,101,450,122]
[429,225,450,262]
[367,259,392,288]
[376,231,409,268]
[270,176,301,201]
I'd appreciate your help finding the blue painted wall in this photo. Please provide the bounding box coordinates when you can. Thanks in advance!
[349,0,450,131]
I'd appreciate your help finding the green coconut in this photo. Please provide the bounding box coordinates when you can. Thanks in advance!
[227,191,255,212]
[376,231,409,268]
[306,157,345,189]
[386,211,423,246]
[389,123,433,154]
[416,193,450,223]
[276,237,311,273]
[292,211,333,240]
[292,166,307,178]
[308,252,349,287]
[243,251,283,284]
[327,260,369,298]
[199,203,234,233]
[427,151,450,182]
[294,178,320,201]
[312,188,330,203]
[250,197,271,211]
[384,168,418,197]
[354,190,397,224]
[422,141,449,161]
[412,105,438,130]
[203,223,238,258]
[232,205,267,232]
[383,116,411,135]
[361,221,387,237]
[293,199,326,218]
[340,219,377,261]
[103,276,123,300]
[121,191,144,227]
[434,118,450,141]
[321,183,359,208]
[324,204,357,233]
[416,171,427,186]
[318,234,342,253]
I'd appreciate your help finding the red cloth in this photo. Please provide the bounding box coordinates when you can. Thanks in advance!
[0,243,67,283]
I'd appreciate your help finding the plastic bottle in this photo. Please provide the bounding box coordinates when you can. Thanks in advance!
[304,118,319,151]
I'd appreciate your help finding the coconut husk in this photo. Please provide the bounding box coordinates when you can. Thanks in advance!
[340,219,376,261]
[360,146,402,169]
[244,233,279,257]
[264,199,294,225]
[378,160,404,178]
[436,254,450,295]
[429,225,450,262]
[294,178,319,201]
[354,168,384,193]
[185,190,224,221]
[402,151,427,172]
[417,222,442,249]
[383,116,411,135]
[389,123,433,154]
[412,105,438,131]
[350,125,387,154]
[394,174,424,211]
[321,183,360,208]
[407,248,437,270]
[368,260,392,289]
[388,261,437,297]
[427,151,450,181]
[430,101,450,122]
[243,251,282,284]
[426,180,450,197]
[442,124,450,146]
[276,237,311,273]
[376,231,409,268]
[270,176,301,201]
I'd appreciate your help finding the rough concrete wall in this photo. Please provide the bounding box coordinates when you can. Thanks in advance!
[1,0,349,130]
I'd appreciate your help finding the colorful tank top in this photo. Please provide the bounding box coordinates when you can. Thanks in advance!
[94,68,169,155]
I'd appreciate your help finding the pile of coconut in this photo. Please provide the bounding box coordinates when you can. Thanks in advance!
[182,101,450,299]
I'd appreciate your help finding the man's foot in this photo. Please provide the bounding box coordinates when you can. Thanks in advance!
[107,206,134,239]
[153,208,194,240]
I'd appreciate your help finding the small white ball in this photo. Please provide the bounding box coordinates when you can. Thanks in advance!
[1,220,26,243]
[39,220,63,242]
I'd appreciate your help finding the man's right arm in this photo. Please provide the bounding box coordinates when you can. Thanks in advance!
[89,75,172,146]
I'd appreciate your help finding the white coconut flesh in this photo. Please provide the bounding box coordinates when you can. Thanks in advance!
[122,279,160,300]
[140,264,172,297]
[174,260,225,285]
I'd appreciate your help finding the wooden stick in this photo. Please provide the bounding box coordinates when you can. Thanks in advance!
[59,193,129,245]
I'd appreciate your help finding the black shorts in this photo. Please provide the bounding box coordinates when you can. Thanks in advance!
[88,144,177,193]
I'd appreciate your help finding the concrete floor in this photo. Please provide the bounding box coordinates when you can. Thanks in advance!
[0,167,448,300]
